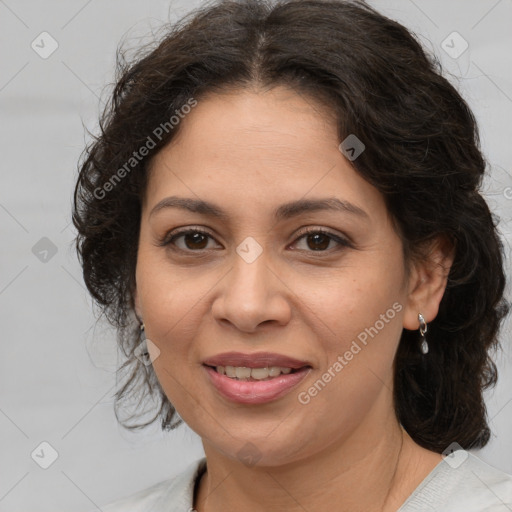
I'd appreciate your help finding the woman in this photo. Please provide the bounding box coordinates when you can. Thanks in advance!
[73,0,512,510]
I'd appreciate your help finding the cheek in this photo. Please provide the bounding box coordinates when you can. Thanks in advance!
[292,271,404,436]
[295,256,405,344]
[135,243,211,329]
[134,246,216,400]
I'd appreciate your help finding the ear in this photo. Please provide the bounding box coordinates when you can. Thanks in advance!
[402,235,455,330]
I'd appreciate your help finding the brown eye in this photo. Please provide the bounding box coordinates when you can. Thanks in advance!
[160,228,220,252]
[305,232,331,251]
[182,232,209,250]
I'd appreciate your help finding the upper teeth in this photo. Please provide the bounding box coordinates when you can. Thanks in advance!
[217,365,293,380]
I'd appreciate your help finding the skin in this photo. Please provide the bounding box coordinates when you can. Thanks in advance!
[134,85,454,512]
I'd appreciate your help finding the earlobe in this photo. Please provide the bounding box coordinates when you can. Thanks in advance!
[402,235,455,331]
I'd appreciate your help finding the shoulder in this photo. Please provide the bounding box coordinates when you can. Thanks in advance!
[95,457,207,512]
[400,451,512,512]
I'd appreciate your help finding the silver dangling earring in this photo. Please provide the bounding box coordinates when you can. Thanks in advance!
[418,313,429,354]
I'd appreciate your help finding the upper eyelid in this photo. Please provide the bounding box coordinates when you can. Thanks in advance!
[162,226,350,248]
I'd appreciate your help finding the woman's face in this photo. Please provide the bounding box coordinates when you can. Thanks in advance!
[135,86,419,466]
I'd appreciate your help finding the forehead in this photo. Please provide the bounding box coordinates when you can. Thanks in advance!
[145,87,384,221]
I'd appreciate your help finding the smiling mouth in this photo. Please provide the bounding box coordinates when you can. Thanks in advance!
[204,364,311,381]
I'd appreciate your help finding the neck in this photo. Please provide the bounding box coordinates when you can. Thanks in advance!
[194,403,441,512]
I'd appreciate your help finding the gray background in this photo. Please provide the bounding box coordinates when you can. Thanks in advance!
[1,1,511,510]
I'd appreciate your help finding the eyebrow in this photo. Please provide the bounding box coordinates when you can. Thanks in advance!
[149,195,369,221]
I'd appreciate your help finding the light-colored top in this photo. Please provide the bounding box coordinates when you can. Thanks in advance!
[98,451,512,511]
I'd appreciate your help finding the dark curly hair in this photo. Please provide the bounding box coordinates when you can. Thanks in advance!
[72,0,510,452]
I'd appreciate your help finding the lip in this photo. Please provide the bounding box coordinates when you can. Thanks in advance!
[202,351,311,369]
[203,365,312,404]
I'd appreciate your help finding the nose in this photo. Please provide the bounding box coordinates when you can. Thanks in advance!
[211,248,292,333]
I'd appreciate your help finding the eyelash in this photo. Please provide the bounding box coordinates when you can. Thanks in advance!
[158,226,352,254]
